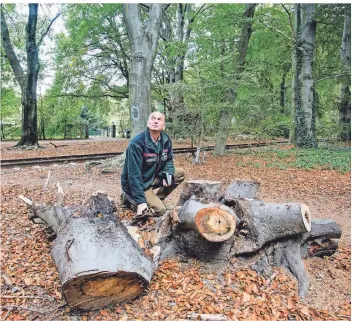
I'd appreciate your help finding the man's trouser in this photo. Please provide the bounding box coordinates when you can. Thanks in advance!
[145,167,185,216]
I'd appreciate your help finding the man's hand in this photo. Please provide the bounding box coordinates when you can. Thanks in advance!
[137,203,148,216]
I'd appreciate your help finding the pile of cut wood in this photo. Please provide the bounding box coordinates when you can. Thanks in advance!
[20,179,341,311]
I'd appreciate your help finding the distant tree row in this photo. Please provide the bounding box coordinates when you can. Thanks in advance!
[1,3,350,149]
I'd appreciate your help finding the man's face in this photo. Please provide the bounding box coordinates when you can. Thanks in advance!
[147,112,165,131]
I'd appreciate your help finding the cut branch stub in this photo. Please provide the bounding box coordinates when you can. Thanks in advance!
[223,179,260,201]
[178,180,222,206]
[171,199,237,262]
[179,199,237,242]
[195,207,236,242]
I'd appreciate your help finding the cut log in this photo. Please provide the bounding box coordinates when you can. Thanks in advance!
[232,200,312,255]
[24,190,155,310]
[50,192,154,310]
[222,179,260,201]
[171,199,237,262]
[178,199,237,242]
[178,180,222,206]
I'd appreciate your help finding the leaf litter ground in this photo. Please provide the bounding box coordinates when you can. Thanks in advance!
[1,142,350,321]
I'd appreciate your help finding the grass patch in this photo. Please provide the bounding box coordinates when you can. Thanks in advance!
[234,145,351,173]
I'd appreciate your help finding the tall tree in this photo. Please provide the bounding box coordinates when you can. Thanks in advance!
[123,4,164,136]
[1,4,60,146]
[214,4,256,155]
[338,7,351,141]
[55,4,130,101]
[293,4,317,148]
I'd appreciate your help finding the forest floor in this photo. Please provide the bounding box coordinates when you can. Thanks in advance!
[0,140,350,321]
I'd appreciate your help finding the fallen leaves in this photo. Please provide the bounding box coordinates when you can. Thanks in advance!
[0,141,350,320]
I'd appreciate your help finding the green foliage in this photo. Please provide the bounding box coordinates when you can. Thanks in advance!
[236,146,351,173]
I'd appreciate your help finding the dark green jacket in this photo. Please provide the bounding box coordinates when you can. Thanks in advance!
[121,129,175,205]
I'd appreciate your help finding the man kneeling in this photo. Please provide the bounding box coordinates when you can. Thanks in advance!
[121,112,185,217]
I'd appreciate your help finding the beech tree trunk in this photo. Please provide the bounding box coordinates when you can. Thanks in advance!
[1,4,60,146]
[1,5,39,146]
[123,4,164,137]
[339,9,351,142]
[214,4,256,156]
[294,4,317,148]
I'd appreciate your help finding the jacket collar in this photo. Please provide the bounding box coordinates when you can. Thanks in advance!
[144,129,168,149]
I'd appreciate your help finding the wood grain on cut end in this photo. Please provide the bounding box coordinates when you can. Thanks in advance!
[195,208,236,242]
[63,272,147,310]
[301,203,311,232]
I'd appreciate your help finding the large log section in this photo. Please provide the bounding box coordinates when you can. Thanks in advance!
[23,191,154,310]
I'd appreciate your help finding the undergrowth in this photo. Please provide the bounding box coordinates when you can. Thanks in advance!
[234,145,351,173]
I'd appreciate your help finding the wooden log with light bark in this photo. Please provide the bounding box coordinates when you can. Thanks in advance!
[231,199,312,255]
[171,198,238,262]
[21,190,154,310]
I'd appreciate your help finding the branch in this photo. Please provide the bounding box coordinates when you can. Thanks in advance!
[18,195,33,206]
[56,92,128,99]
[38,11,61,47]
[0,7,25,90]
[281,4,295,39]
[316,73,351,84]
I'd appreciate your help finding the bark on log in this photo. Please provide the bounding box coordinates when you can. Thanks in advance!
[232,200,311,255]
[222,180,260,201]
[178,180,222,206]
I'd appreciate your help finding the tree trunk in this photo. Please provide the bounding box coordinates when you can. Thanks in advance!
[123,4,163,137]
[22,179,342,304]
[27,191,154,310]
[1,4,39,146]
[214,4,256,156]
[339,10,351,142]
[294,4,317,148]
[280,63,291,113]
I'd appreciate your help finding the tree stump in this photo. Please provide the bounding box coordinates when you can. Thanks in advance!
[222,179,260,201]
[178,180,222,206]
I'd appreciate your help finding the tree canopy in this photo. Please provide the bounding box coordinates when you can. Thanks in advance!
[1,3,350,144]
